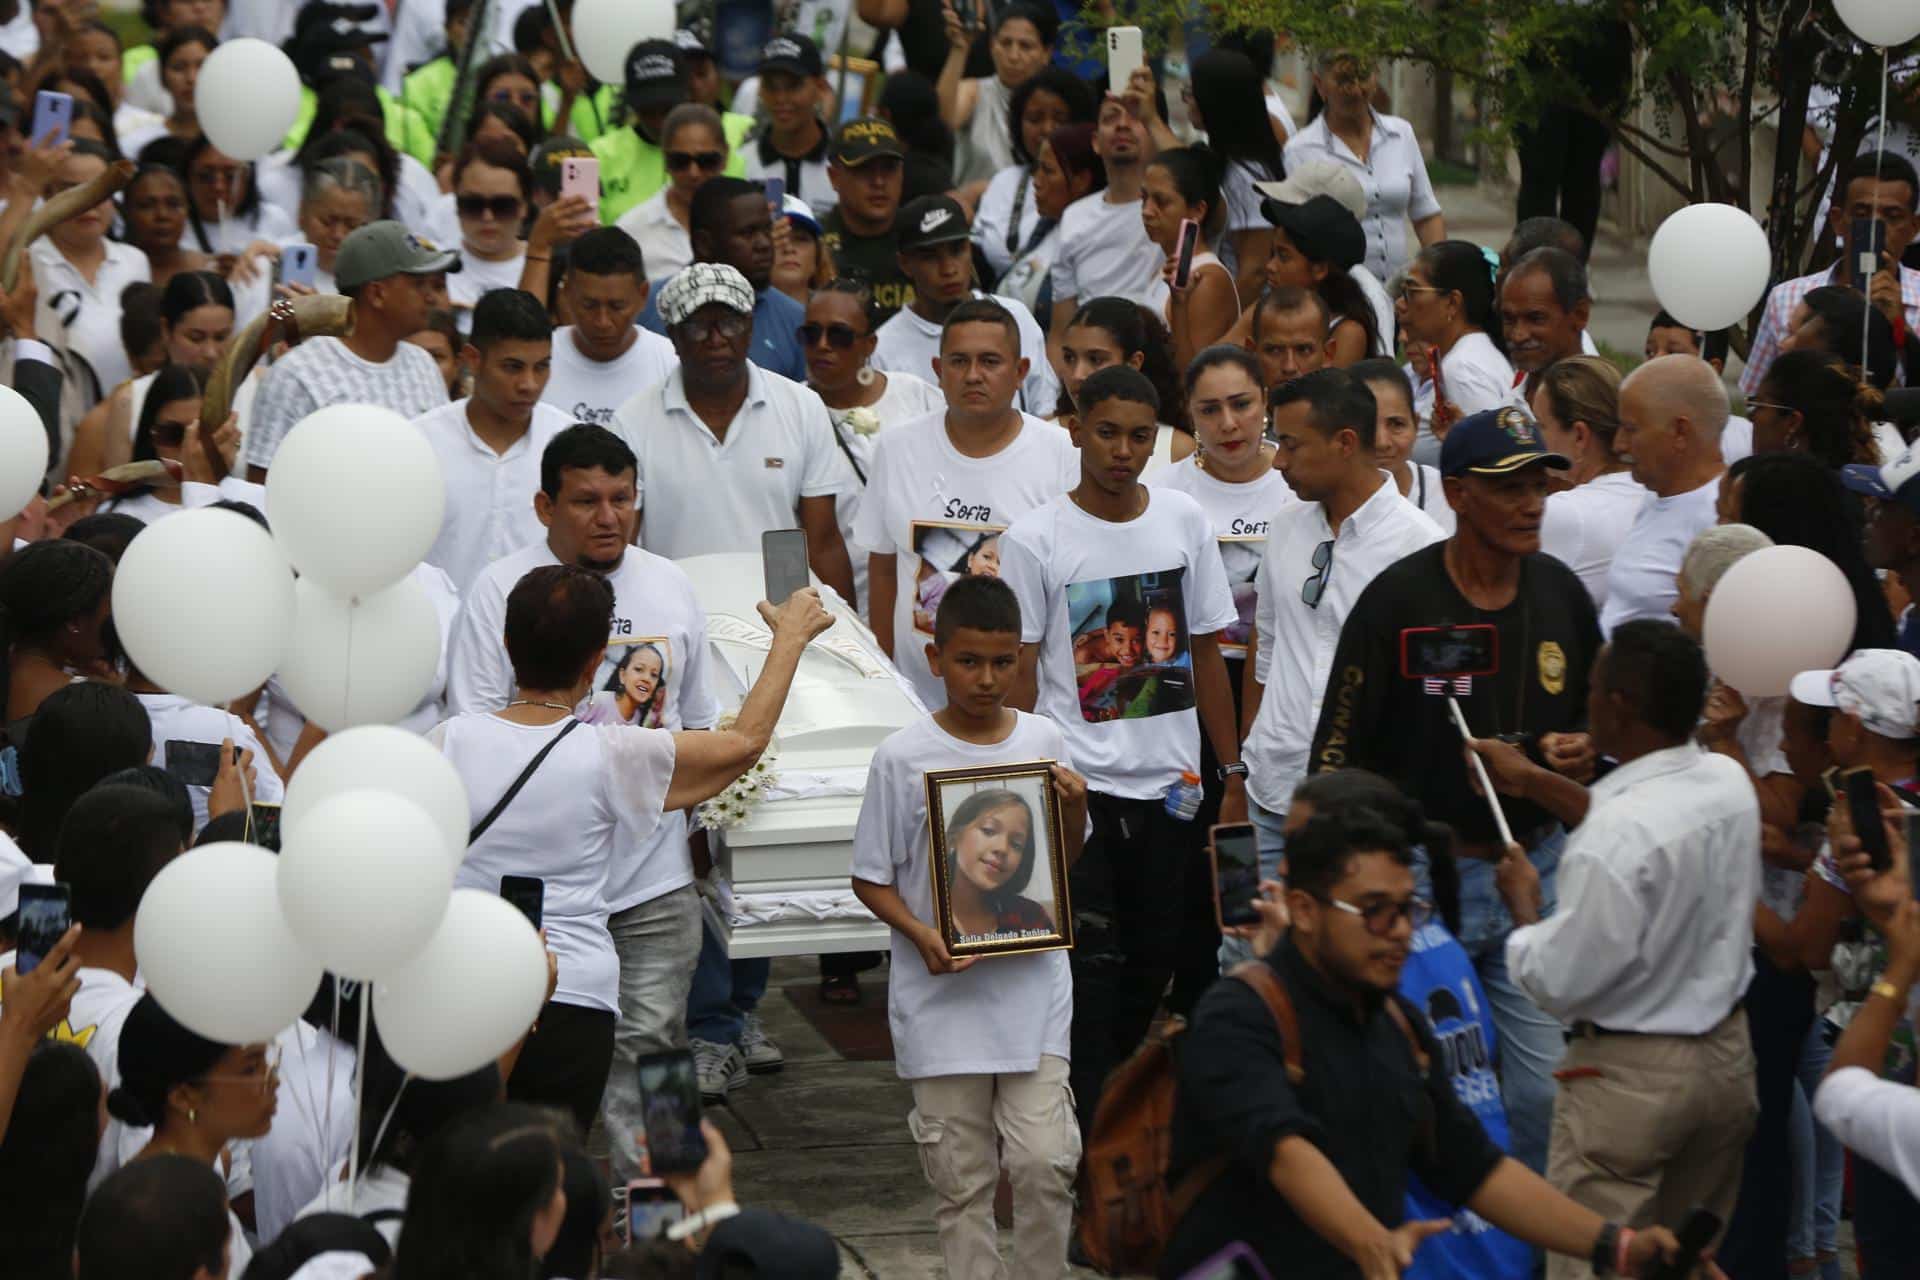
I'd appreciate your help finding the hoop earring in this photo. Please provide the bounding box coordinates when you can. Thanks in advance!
[188,1107,198,1125]
[856,364,877,386]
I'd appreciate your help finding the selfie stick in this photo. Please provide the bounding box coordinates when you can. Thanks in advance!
[1447,696,1515,848]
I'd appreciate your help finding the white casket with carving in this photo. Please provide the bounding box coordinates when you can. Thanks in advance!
[680,553,923,958]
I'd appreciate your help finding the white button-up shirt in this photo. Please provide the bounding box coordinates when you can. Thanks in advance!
[416,398,573,595]
[31,238,150,396]
[1816,1067,1920,1204]
[1506,742,1760,1034]
[1241,474,1444,813]
[1741,261,1920,397]
[615,189,694,288]
[1283,111,1442,282]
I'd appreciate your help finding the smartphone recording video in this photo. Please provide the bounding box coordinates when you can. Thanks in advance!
[16,882,71,975]
[1209,823,1261,930]
[164,739,229,787]
[1842,766,1891,872]
[625,1178,684,1243]
[636,1049,709,1174]
[762,528,810,605]
[1399,624,1499,680]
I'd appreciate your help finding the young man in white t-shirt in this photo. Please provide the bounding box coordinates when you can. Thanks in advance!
[854,296,1078,710]
[244,221,455,478]
[851,574,1089,1280]
[998,364,1245,1131]
[540,227,677,429]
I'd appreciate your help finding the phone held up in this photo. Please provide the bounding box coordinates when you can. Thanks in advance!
[560,156,600,205]
[1209,822,1261,931]
[164,739,234,788]
[1841,766,1892,873]
[625,1177,684,1243]
[1644,1207,1722,1280]
[30,90,72,147]
[1397,623,1499,680]
[1172,218,1200,292]
[277,243,319,289]
[1850,218,1888,291]
[762,528,810,606]
[635,1048,709,1174]
[16,882,71,975]
[1106,26,1143,99]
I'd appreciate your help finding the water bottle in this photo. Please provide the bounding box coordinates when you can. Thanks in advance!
[1164,771,1203,821]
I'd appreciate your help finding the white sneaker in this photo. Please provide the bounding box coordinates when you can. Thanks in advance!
[692,1037,747,1100]
[740,1011,784,1074]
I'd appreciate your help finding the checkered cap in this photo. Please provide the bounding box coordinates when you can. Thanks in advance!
[658,263,755,327]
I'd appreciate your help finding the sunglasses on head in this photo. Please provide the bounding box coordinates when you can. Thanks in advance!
[666,150,726,172]
[799,322,863,349]
[457,193,523,219]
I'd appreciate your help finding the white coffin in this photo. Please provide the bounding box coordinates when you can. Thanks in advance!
[680,553,923,958]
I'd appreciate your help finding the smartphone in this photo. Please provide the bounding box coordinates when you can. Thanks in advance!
[560,156,599,204]
[1178,1242,1276,1280]
[1904,811,1920,903]
[635,1049,709,1174]
[1106,25,1143,98]
[1850,217,1888,290]
[1172,217,1200,291]
[625,1178,684,1242]
[15,882,70,975]
[277,243,318,289]
[1645,1207,1724,1280]
[500,874,545,931]
[249,802,283,852]
[762,527,810,605]
[1843,766,1892,872]
[30,90,72,147]
[1209,822,1261,930]
[1398,623,1499,679]
[165,739,230,787]
[763,176,786,213]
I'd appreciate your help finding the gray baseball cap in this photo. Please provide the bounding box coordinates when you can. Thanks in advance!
[334,221,462,291]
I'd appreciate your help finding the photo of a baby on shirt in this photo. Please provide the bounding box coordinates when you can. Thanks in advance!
[1219,538,1264,660]
[911,520,1005,636]
[578,636,671,728]
[1066,568,1194,722]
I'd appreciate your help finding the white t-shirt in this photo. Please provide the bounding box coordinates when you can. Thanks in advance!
[826,370,947,617]
[430,715,675,1013]
[1049,190,1164,309]
[101,491,183,524]
[1154,456,1300,661]
[1390,461,1454,534]
[850,711,1075,1079]
[1598,473,1722,637]
[296,1162,411,1249]
[141,693,287,832]
[184,202,300,256]
[1216,159,1278,279]
[245,337,449,471]
[542,326,678,430]
[851,410,1078,709]
[613,363,852,560]
[447,248,530,323]
[870,291,1060,419]
[1540,470,1652,609]
[999,488,1237,798]
[973,164,1041,279]
[956,76,1016,187]
[1437,331,1519,419]
[415,398,574,594]
[250,1021,357,1244]
[615,190,693,288]
[31,238,150,398]
[63,966,146,1191]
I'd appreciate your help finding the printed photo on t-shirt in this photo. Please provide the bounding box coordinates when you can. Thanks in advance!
[579,636,672,727]
[910,519,1006,636]
[1219,537,1264,660]
[925,761,1073,958]
[1066,567,1195,722]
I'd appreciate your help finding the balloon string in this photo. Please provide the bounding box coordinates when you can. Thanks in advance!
[322,976,339,1205]
[222,701,255,841]
[347,986,369,1214]
[217,196,229,256]
[341,596,358,729]
[1871,46,1890,376]
[358,1074,409,1196]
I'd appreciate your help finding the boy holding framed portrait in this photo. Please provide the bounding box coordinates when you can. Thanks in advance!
[850,574,1089,1280]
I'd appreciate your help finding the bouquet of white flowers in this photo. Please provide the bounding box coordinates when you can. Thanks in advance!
[695,716,779,831]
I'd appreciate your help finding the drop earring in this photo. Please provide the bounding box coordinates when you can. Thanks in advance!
[856,363,876,386]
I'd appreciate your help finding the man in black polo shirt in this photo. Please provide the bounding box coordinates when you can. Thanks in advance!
[1306,408,1602,1181]
[1162,805,1691,1278]
[822,117,915,323]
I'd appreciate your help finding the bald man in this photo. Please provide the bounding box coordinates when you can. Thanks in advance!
[1598,354,1730,635]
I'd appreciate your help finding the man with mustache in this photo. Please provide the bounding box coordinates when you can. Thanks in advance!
[1498,248,1591,402]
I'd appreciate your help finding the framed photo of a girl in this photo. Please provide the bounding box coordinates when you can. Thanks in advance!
[925,761,1073,958]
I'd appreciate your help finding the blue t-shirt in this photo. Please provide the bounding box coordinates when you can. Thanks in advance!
[638,277,809,384]
[1399,922,1531,1280]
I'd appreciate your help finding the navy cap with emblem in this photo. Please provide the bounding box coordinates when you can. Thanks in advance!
[1437,407,1572,479]
[625,39,688,113]
[759,33,823,78]
[896,194,971,251]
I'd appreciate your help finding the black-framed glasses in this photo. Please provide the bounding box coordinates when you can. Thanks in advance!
[1301,538,1333,608]
[1323,894,1433,936]
[799,321,863,349]
[666,150,726,172]
[679,312,751,342]
[456,193,524,220]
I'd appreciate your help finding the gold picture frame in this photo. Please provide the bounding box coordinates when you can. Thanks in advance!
[829,54,882,124]
[925,759,1074,958]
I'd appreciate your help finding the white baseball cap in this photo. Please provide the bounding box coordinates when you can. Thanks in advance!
[1254,156,1367,220]
[1790,648,1920,740]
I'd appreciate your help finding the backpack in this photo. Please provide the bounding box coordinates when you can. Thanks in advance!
[1075,961,1430,1277]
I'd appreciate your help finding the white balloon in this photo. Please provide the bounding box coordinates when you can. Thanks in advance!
[277,789,453,980]
[194,38,301,162]
[1835,0,1920,48]
[1703,545,1857,697]
[278,576,442,731]
[0,384,45,520]
[113,508,294,706]
[265,406,445,598]
[136,842,325,1043]
[573,0,675,86]
[282,725,471,864]
[374,889,548,1079]
[1647,203,1772,332]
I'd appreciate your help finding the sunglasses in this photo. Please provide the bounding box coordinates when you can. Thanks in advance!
[457,193,524,220]
[666,150,726,172]
[1301,538,1333,608]
[799,322,863,349]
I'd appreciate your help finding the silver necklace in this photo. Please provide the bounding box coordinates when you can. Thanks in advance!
[505,699,574,712]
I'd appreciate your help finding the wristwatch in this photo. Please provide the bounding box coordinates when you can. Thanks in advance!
[1591,1222,1621,1276]
[1217,762,1249,784]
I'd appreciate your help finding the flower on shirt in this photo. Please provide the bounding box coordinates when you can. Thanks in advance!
[844,407,882,437]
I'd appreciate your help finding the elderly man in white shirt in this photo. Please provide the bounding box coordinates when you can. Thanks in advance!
[1468,619,1760,1280]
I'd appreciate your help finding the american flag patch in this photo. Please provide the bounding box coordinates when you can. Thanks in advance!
[1423,676,1473,696]
[765,457,785,469]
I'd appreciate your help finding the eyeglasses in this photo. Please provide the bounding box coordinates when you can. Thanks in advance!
[1393,282,1448,301]
[666,150,726,172]
[1746,399,1794,415]
[677,312,751,342]
[200,1046,282,1094]
[799,321,863,349]
[1301,538,1333,608]
[457,193,524,220]
[1322,894,1433,935]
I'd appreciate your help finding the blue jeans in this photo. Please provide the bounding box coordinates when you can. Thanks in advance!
[686,915,769,1047]
[1218,797,1289,969]
[1788,1019,1844,1262]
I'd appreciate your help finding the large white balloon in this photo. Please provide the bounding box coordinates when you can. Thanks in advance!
[277,789,453,980]
[137,842,325,1043]
[194,38,301,162]
[281,725,471,864]
[1647,203,1771,331]
[112,508,294,706]
[265,406,444,598]
[374,889,548,1079]
[277,576,442,731]
[1703,545,1857,697]
[0,385,45,520]
[1835,0,1920,48]
[572,0,675,86]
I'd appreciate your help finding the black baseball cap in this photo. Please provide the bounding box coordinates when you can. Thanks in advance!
[759,33,823,78]
[1438,407,1571,479]
[1259,193,1365,271]
[674,26,714,58]
[897,194,970,250]
[625,39,688,113]
[831,116,906,166]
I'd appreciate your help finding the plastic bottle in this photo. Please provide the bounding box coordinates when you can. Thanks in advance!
[1164,771,1203,821]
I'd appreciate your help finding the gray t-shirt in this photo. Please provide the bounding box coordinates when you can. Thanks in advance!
[244,337,450,470]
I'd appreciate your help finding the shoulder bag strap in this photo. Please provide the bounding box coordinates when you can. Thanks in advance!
[1382,996,1433,1076]
[1227,961,1305,1084]
[468,718,582,845]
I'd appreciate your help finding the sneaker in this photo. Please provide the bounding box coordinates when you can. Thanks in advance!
[692,1037,747,1099]
[740,1011,785,1074]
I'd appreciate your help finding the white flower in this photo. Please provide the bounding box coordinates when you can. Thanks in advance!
[845,407,882,437]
